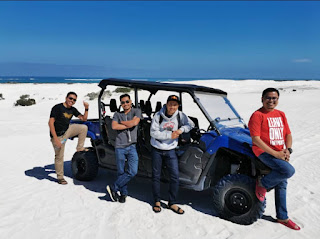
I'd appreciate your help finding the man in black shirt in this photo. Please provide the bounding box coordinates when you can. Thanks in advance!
[48,92,89,185]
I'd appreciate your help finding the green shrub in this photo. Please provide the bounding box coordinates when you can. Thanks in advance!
[103,90,112,98]
[86,92,99,100]
[20,94,30,100]
[86,90,112,100]
[113,87,131,93]
[15,95,36,106]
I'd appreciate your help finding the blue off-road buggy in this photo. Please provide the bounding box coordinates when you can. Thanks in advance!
[71,78,270,225]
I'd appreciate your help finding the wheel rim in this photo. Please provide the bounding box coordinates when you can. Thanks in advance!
[224,189,252,215]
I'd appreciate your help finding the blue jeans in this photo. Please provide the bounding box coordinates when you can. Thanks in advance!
[113,144,138,196]
[152,147,179,205]
[258,152,295,220]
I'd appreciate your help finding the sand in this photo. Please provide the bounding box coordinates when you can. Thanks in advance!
[0,79,319,239]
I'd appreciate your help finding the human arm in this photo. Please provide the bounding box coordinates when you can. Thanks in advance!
[112,120,129,130]
[77,101,89,121]
[284,133,293,160]
[177,113,195,134]
[120,116,140,128]
[111,112,129,130]
[251,136,286,160]
[48,117,62,148]
[150,113,173,140]
[172,113,195,138]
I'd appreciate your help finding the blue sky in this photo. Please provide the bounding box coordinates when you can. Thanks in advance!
[0,1,319,79]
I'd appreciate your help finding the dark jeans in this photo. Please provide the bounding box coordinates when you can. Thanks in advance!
[152,147,179,205]
[258,152,295,220]
[113,144,138,196]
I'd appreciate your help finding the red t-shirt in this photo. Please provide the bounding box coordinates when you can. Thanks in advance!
[248,108,291,157]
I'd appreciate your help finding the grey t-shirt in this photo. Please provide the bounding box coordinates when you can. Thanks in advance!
[113,107,142,148]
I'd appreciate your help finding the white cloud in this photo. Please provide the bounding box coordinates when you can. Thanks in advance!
[292,58,312,63]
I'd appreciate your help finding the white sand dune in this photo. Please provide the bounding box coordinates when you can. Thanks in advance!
[0,80,319,239]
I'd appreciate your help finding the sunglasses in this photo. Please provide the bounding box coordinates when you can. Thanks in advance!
[121,100,130,105]
[264,97,278,101]
[68,97,77,102]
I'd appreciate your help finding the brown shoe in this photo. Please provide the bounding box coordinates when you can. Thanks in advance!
[58,178,68,185]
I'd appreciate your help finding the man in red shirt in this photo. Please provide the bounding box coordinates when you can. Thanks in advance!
[248,88,300,230]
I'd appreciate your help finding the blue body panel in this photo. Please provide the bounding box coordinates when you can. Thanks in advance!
[70,120,101,140]
[200,127,255,158]
[71,119,255,159]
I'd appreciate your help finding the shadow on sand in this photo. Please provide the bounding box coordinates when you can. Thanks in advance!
[261,215,278,223]
[25,161,217,217]
[25,162,277,222]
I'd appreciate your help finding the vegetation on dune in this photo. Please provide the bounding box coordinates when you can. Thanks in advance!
[113,87,131,93]
[86,90,112,100]
[15,94,36,106]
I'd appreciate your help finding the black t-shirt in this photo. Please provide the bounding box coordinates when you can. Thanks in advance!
[50,103,81,137]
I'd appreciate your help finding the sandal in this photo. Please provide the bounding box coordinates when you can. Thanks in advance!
[153,202,161,213]
[57,178,68,185]
[278,219,301,230]
[168,204,184,215]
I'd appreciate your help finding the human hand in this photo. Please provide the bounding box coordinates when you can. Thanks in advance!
[284,149,291,161]
[54,138,62,148]
[83,101,89,109]
[171,131,180,139]
[174,129,183,135]
[275,150,288,161]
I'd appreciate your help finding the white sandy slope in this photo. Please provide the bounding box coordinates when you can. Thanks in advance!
[0,80,319,239]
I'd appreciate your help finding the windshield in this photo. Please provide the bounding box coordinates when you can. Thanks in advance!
[194,91,246,128]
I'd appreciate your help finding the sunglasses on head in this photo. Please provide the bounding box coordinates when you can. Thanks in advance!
[68,97,77,102]
[121,100,130,105]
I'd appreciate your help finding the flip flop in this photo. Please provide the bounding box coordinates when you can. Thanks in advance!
[278,219,301,230]
[152,205,162,213]
[57,178,68,185]
[168,204,184,215]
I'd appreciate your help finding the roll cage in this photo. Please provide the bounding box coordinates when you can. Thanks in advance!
[97,78,231,136]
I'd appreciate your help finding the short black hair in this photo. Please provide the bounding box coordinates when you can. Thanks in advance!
[67,91,77,98]
[262,88,279,97]
[120,94,130,101]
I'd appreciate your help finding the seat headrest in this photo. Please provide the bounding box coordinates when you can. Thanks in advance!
[110,99,118,112]
[155,101,162,112]
[139,100,145,112]
[145,101,152,117]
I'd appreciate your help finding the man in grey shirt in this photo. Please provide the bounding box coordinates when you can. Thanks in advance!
[106,94,142,203]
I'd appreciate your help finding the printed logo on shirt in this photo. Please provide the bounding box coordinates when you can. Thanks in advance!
[163,121,175,131]
[267,117,284,146]
[63,112,73,119]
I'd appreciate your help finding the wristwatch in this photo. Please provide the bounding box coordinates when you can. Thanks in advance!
[85,108,89,111]
[287,148,293,154]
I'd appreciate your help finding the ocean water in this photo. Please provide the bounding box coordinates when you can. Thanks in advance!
[0,76,316,84]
